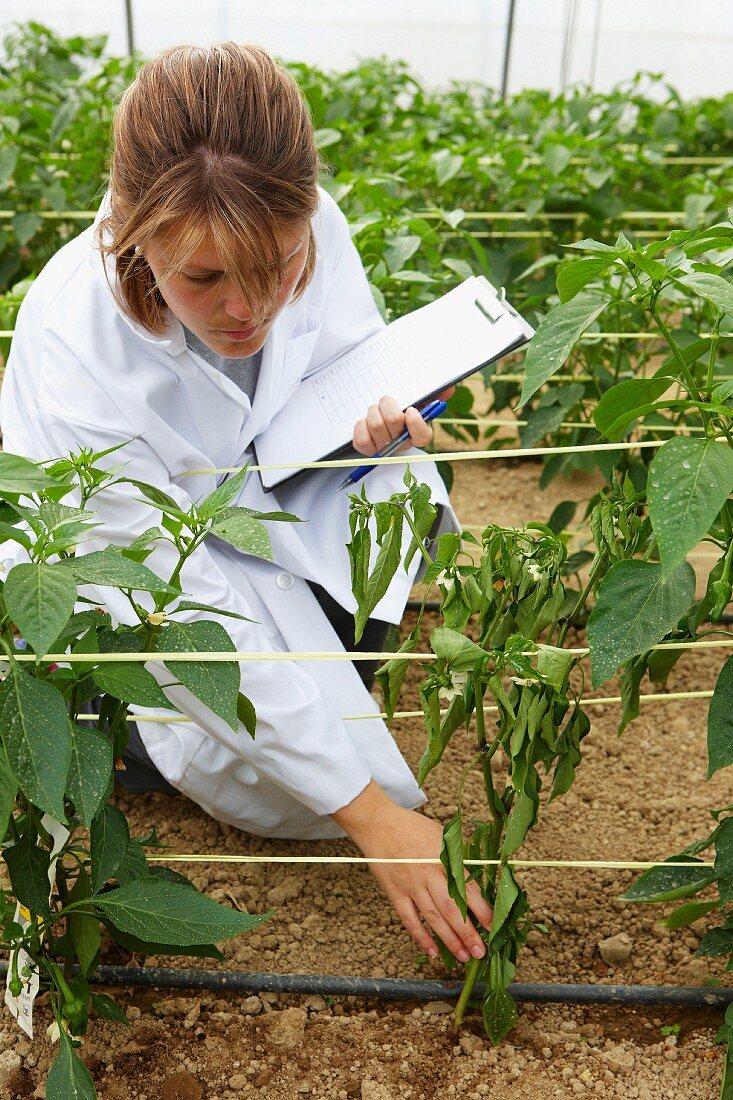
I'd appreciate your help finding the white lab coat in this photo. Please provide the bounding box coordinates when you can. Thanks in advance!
[0,188,458,839]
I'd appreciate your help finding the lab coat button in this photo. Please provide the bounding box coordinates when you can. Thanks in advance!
[276,571,295,591]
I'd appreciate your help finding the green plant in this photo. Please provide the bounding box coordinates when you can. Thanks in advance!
[0,444,293,1097]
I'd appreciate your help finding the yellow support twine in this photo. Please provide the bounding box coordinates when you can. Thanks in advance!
[75,688,715,726]
[149,853,712,871]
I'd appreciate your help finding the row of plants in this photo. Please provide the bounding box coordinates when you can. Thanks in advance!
[0,451,290,1097]
[347,219,733,1092]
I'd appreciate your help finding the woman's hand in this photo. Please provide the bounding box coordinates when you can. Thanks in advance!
[330,780,492,961]
[352,387,455,457]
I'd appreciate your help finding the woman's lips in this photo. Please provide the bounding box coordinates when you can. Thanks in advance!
[221,325,258,341]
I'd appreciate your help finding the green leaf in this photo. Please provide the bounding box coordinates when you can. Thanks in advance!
[0,747,17,840]
[95,878,269,945]
[90,991,129,1026]
[116,838,149,885]
[92,663,178,711]
[162,620,240,732]
[3,829,52,919]
[66,725,113,828]
[663,900,718,929]
[439,812,467,920]
[47,1030,97,1100]
[698,927,733,957]
[0,667,72,819]
[354,514,404,643]
[708,655,733,778]
[3,563,77,659]
[197,466,249,522]
[536,644,575,692]
[69,910,102,977]
[59,548,177,594]
[648,438,733,579]
[594,375,674,441]
[0,452,59,494]
[557,256,618,303]
[482,981,518,1045]
[12,212,42,247]
[430,627,485,671]
[675,273,733,315]
[102,919,225,960]
[174,600,253,623]
[236,692,256,739]
[126,479,188,517]
[0,147,18,187]
[587,560,695,689]
[489,864,519,944]
[210,509,272,561]
[518,292,612,408]
[620,856,714,903]
[376,621,420,720]
[90,804,130,894]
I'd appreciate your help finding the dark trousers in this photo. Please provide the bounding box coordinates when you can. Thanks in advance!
[115,581,391,794]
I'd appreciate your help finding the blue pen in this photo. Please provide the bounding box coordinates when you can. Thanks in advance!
[336,399,448,492]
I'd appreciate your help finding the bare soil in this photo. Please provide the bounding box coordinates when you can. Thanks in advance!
[2,447,730,1099]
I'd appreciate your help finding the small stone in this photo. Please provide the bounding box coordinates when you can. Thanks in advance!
[303,994,328,1012]
[423,1001,454,1015]
[262,1007,307,1049]
[254,1068,274,1087]
[229,1074,249,1089]
[241,996,263,1016]
[597,933,632,966]
[266,875,302,907]
[459,1035,484,1054]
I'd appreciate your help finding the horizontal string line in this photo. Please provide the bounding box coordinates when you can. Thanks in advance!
[180,439,666,477]
[75,688,715,726]
[150,853,712,871]
[15,639,733,663]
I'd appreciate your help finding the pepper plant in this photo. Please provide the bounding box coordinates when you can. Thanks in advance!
[0,443,288,1098]
[346,222,733,1061]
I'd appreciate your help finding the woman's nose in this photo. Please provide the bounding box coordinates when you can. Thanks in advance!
[223,297,253,322]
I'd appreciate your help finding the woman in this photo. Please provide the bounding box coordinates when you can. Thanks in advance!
[1,43,491,964]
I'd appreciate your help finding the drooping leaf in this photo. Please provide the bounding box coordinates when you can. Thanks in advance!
[663,900,718,930]
[376,621,421,720]
[90,803,130,894]
[620,856,715,903]
[587,559,695,689]
[46,1031,97,1100]
[518,292,612,408]
[354,513,404,643]
[65,725,113,828]
[162,620,240,732]
[102,920,225,960]
[648,437,733,578]
[439,811,467,920]
[236,692,256,738]
[3,829,52,919]
[482,981,518,1046]
[95,878,269,945]
[3,563,77,659]
[0,747,18,841]
[90,991,129,1026]
[489,864,520,943]
[0,667,72,819]
[708,655,733,778]
[69,910,102,977]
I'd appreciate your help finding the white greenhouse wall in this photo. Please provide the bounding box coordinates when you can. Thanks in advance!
[1,0,732,100]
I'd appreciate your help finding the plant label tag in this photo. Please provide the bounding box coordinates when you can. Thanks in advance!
[4,815,70,1040]
[5,913,40,1039]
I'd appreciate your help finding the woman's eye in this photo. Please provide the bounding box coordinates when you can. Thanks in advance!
[184,273,219,285]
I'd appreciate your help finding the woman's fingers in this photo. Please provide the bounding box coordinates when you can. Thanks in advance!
[396,898,440,959]
[351,395,439,455]
[403,405,433,449]
[466,879,493,931]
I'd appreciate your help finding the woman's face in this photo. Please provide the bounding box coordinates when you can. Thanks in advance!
[143,220,310,358]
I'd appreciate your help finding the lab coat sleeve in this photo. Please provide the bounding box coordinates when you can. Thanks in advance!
[19,402,375,818]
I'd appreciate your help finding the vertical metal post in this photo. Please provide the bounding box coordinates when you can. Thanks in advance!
[124,0,135,57]
[500,0,517,99]
[589,0,603,88]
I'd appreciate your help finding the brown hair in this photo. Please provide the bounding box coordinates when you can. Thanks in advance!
[99,43,320,333]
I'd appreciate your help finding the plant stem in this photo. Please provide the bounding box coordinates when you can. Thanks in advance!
[455,955,482,1027]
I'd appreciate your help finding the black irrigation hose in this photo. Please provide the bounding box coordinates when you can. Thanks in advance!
[11,964,727,1010]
